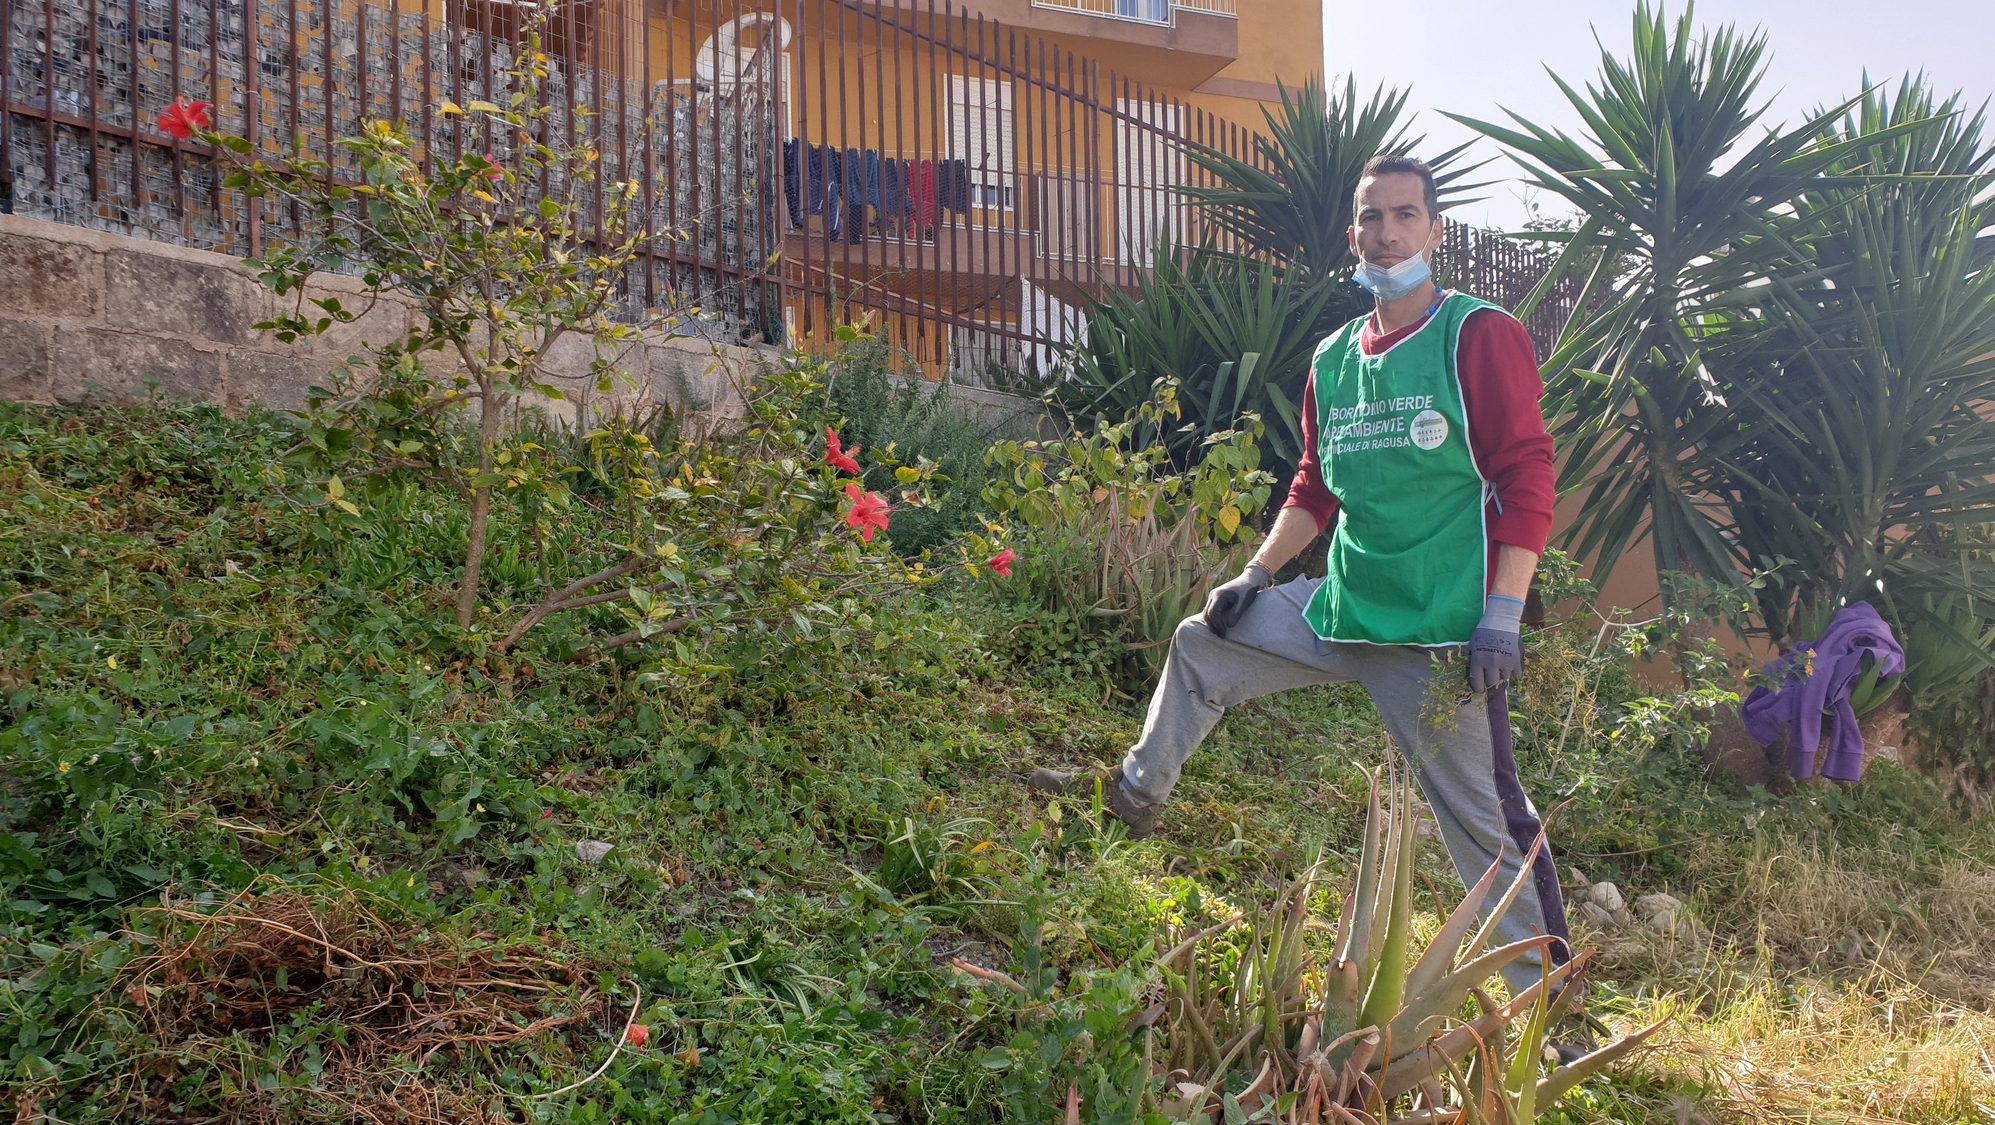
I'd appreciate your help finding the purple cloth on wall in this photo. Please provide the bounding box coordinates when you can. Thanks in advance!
[1740,601,1905,782]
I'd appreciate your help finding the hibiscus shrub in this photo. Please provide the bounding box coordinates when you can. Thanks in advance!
[495,349,1011,682]
[160,38,1011,668]
[162,33,687,634]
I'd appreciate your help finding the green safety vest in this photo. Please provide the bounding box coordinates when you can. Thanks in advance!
[1302,293,1497,647]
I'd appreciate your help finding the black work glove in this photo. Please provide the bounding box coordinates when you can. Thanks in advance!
[1202,561,1273,640]
[1467,594,1527,693]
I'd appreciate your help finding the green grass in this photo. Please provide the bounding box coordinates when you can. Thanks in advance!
[4,402,1994,1123]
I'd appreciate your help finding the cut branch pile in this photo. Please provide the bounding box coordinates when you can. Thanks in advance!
[114,882,606,1124]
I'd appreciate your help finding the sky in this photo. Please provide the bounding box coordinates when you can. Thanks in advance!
[1321,0,1995,231]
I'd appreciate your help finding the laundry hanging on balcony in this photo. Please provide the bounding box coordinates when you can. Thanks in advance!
[781,141,972,238]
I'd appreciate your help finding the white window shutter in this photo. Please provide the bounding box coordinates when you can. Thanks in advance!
[949,75,1015,208]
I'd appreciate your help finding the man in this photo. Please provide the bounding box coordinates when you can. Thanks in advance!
[1029,155,1574,1002]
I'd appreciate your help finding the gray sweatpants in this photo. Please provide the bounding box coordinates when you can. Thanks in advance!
[1118,576,1572,995]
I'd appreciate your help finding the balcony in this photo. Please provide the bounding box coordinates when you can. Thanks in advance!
[1030,0,1238,24]
[902,0,1240,84]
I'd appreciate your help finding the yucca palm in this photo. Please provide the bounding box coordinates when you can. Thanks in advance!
[1447,1,1935,596]
[1060,244,1343,474]
[1181,76,1481,285]
[1706,78,1995,645]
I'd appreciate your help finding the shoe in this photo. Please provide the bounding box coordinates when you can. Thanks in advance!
[1026,766,1161,839]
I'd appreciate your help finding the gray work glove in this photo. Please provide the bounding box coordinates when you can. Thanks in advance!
[1203,561,1273,640]
[1467,594,1527,694]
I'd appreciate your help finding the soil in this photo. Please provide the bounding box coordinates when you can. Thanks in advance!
[1698,693,1917,789]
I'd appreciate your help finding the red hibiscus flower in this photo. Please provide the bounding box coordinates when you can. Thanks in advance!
[158,97,213,140]
[480,153,504,181]
[842,482,890,543]
[823,426,861,475]
[987,548,1015,578]
[626,1023,650,1048]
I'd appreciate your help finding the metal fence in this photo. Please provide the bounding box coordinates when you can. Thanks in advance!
[1,0,1572,375]
[1434,222,1588,360]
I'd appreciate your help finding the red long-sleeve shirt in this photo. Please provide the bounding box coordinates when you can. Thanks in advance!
[1283,303,1555,574]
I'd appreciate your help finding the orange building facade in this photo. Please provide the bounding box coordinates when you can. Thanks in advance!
[635,0,1325,378]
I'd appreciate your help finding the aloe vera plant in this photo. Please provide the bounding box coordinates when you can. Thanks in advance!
[1153,759,1663,1122]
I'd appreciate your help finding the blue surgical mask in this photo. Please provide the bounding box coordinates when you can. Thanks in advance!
[1353,231,1435,301]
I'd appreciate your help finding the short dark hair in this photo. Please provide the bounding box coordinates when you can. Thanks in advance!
[1355,154,1440,221]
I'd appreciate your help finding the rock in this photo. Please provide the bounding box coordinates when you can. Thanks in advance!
[1574,901,1616,929]
[1562,866,1589,891]
[1635,893,1686,935]
[574,840,615,864]
[1587,880,1625,913]
[1609,907,1634,927]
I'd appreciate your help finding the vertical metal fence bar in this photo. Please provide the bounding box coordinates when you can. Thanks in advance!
[662,0,679,281]
[1045,39,1061,305]
[445,0,462,170]
[208,0,222,228]
[787,0,808,340]
[245,0,262,254]
[921,0,942,366]
[972,13,989,346]
[387,0,400,129]
[1043,25,1062,340]
[38,0,61,206]
[591,0,606,256]
[84,0,101,202]
[318,0,332,177]
[1,0,13,212]
[852,0,870,298]
[832,0,852,324]
[1085,58,1101,286]
[721,0,740,330]
[171,0,188,226]
[997,22,1016,341]
[695,0,714,301]
[355,0,368,139]
[811,0,830,335]
[874,0,895,345]
[636,0,655,307]
[418,0,434,177]
[284,0,298,235]
[1061,46,1078,313]
[944,3,964,349]
[127,0,142,219]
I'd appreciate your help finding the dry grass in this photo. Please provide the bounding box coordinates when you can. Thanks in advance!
[107,879,607,1124]
[1578,828,1995,1124]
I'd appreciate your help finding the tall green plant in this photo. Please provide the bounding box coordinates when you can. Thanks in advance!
[982,380,1274,693]
[1448,1,1930,596]
[1710,78,1995,645]
[1151,760,1663,1122]
[1181,76,1480,285]
[1060,246,1342,476]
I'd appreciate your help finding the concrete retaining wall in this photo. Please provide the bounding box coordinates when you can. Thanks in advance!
[0,213,1046,437]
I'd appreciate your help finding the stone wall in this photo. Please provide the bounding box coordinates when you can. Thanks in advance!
[0,212,1047,437]
[0,212,762,423]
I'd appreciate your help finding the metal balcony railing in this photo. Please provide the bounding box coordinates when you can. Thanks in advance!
[1028,0,1239,26]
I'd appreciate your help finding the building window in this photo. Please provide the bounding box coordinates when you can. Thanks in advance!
[949,74,1016,212]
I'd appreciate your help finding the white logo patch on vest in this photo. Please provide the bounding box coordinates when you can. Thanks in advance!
[1409,409,1450,451]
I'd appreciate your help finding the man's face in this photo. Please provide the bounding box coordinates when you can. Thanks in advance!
[1348,173,1443,268]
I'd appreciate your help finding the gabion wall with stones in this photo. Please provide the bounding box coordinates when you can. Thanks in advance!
[2,0,779,343]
